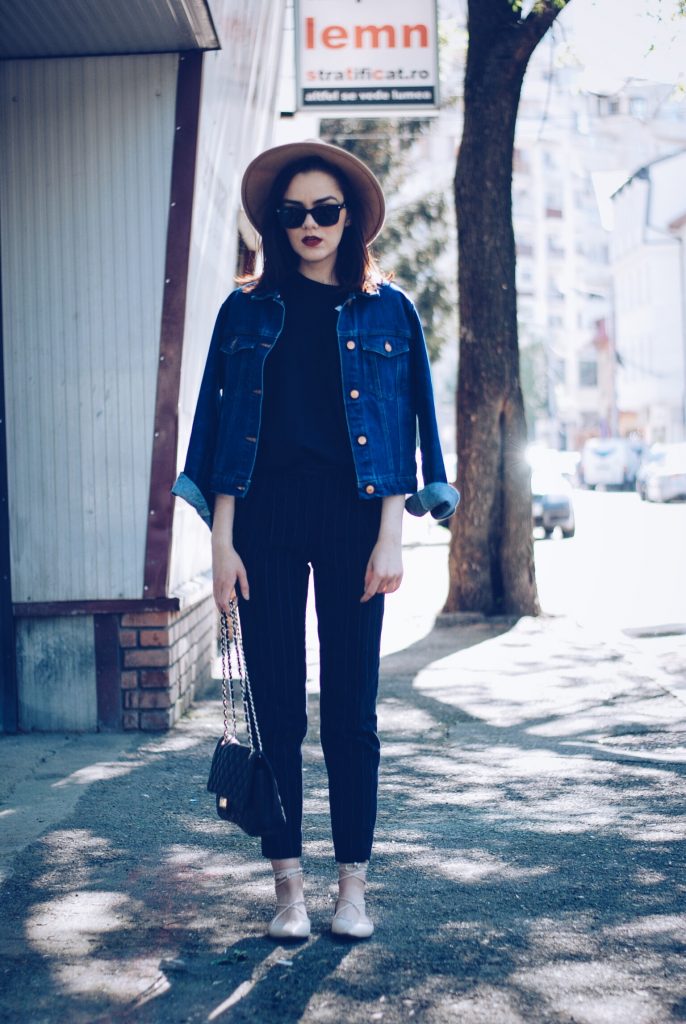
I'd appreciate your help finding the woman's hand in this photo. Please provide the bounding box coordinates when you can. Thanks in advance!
[361,536,403,603]
[211,494,249,612]
[361,493,405,603]
[212,541,250,613]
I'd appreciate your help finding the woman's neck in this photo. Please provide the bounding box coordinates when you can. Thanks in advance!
[297,258,339,286]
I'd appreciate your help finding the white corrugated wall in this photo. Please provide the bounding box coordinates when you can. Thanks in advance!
[169,0,286,593]
[0,54,178,602]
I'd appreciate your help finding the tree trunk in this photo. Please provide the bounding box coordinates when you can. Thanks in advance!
[445,0,569,617]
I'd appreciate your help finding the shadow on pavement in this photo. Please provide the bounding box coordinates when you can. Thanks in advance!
[0,616,685,1023]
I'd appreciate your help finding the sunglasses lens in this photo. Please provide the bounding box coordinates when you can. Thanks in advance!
[276,205,343,229]
[312,205,342,227]
[277,207,305,229]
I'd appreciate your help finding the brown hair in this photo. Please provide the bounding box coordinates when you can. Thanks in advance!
[239,156,386,294]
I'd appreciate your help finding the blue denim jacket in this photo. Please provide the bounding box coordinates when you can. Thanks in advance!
[172,280,459,527]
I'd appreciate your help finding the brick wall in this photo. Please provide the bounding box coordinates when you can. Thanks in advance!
[117,594,217,731]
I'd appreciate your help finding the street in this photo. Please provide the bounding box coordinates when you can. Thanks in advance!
[385,487,686,649]
[1,488,685,1024]
[304,486,686,703]
[534,489,686,632]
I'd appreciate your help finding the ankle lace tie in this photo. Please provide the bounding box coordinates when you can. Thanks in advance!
[332,861,373,938]
[272,867,307,921]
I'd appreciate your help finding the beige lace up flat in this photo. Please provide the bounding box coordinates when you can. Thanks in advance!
[268,866,311,940]
[331,862,374,939]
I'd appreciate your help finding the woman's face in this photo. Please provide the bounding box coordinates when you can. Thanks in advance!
[280,169,350,282]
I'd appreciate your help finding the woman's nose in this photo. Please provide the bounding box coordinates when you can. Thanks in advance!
[302,210,318,229]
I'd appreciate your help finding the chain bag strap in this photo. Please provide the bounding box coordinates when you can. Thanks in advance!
[220,599,264,753]
[207,597,286,837]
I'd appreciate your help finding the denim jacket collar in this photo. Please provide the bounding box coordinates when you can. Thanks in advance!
[247,282,382,304]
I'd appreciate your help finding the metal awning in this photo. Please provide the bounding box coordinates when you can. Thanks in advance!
[0,0,219,58]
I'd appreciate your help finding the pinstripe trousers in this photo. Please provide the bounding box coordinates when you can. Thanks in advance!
[233,466,385,862]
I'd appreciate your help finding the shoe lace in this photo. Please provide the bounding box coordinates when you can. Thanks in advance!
[273,867,307,917]
[335,862,369,915]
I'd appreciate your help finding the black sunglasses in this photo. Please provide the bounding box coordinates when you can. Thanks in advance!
[276,203,346,229]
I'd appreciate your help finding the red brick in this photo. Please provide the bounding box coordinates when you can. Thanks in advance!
[118,629,138,648]
[121,671,138,690]
[124,648,171,668]
[139,629,170,647]
[138,690,172,710]
[124,690,173,710]
[140,669,170,688]
[140,708,174,731]
[121,611,170,627]
[122,710,140,730]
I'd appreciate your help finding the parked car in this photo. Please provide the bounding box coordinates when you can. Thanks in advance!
[636,444,668,500]
[527,445,581,484]
[531,470,576,538]
[437,456,575,538]
[645,443,686,502]
[580,437,643,490]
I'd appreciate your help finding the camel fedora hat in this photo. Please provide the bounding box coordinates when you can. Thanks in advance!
[241,139,385,244]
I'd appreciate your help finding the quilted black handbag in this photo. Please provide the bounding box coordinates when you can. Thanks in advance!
[207,600,286,838]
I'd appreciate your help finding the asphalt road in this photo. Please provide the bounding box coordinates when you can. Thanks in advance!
[304,487,686,694]
[1,491,684,1023]
[2,612,684,1024]
[389,487,686,642]
[534,489,686,632]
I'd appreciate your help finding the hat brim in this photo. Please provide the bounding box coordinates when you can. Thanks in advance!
[241,140,385,245]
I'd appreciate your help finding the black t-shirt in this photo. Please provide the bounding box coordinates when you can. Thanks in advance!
[251,272,356,480]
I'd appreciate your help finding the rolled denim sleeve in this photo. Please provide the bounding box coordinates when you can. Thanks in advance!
[171,295,232,528]
[404,299,460,520]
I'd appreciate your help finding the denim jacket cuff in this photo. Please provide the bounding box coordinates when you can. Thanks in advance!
[405,481,460,520]
[171,472,212,528]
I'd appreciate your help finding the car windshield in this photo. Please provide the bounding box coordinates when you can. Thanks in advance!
[660,446,686,472]
[531,471,569,494]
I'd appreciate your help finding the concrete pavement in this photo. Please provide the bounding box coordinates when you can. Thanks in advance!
[1,598,685,1023]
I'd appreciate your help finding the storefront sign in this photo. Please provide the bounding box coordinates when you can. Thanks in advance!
[294,0,439,111]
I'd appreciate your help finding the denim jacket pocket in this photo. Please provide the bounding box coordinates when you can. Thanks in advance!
[219,334,263,396]
[359,332,411,399]
[219,334,262,355]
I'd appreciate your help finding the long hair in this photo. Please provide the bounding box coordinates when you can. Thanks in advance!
[240,156,385,294]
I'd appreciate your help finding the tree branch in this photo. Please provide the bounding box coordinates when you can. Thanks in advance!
[522,0,572,49]
[466,0,571,85]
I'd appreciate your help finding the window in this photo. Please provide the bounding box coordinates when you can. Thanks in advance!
[543,149,558,170]
[552,356,566,384]
[547,237,565,258]
[579,360,598,388]
[513,148,530,174]
[545,192,563,218]
[547,278,565,301]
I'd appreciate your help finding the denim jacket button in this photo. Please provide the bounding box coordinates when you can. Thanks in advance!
[384,341,392,351]
[357,435,367,445]
[350,389,360,399]
[365,484,375,494]
[346,340,356,350]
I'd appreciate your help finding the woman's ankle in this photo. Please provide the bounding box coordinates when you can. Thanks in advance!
[271,859,304,905]
[337,861,368,902]
[271,857,301,873]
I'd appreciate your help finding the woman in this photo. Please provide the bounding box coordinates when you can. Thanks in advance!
[173,139,458,941]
